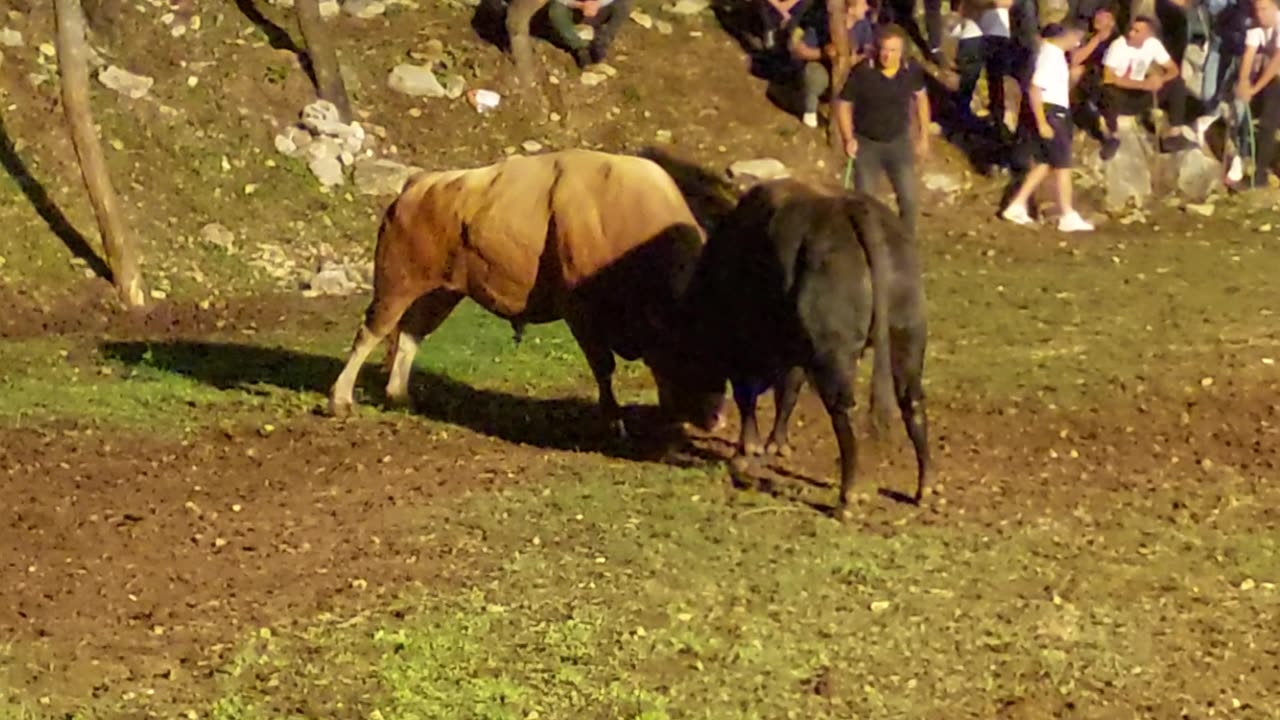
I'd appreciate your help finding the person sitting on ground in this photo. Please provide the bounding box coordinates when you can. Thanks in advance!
[788,0,876,127]
[548,0,633,68]
[1098,15,1199,157]
[835,23,931,238]
[1232,0,1280,188]
[760,0,813,49]
[1000,22,1096,233]
[950,0,988,132]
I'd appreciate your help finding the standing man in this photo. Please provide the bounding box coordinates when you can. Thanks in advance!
[835,24,931,238]
[1234,0,1280,188]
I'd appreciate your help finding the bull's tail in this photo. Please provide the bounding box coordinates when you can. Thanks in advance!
[843,195,895,437]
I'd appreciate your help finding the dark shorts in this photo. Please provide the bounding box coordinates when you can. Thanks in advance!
[1028,104,1074,169]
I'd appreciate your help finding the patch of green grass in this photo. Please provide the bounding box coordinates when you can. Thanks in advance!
[182,459,1278,719]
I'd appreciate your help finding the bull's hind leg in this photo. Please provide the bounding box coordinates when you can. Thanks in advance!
[765,366,806,458]
[328,290,424,419]
[384,291,463,407]
[808,355,861,517]
[892,324,931,503]
[564,317,626,439]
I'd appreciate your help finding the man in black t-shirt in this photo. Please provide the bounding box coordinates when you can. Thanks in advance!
[834,23,930,238]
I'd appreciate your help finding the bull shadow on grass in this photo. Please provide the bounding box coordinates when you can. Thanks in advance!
[99,339,725,467]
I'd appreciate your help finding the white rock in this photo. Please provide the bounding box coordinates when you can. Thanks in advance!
[593,62,618,77]
[1104,120,1153,211]
[319,0,341,18]
[922,171,963,194]
[309,155,345,187]
[442,74,466,100]
[580,71,608,86]
[199,223,236,251]
[729,158,790,181]
[353,158,422,196]
[1185,202,1215,217]
[522,140,543,153]
[655,19,673,34]
[98,65,154,99]
[301,99,344,134]
[630,10,653,28]
[0,27,22,48]
[343,0,387,18]
[576,24,595,41]
[307,262,359,295]
[274,125,313,157]
[1174,148,1223,202]
[339,150,355,166]
[388,64,445,97]
[306,136,343,164]
[663,0,709,14]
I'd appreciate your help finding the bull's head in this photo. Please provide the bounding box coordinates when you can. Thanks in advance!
[643,321,728,433]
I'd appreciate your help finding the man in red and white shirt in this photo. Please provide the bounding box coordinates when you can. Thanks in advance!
[1234,0,1280,188]
[1098,15,1198,157]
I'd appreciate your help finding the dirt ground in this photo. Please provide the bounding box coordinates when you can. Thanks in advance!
[1,281,1276,715]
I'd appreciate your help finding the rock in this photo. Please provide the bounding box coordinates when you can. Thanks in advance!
[1103,119,1153,211]
[922,171,963,194]
[593,62,618,77]
[729,158,790,180]
[309,155,345,187]
[1185,202,1215,217]
[306,262,359,296]
[97,66,154,99]
[522,140,544,153]
[581,71,608,86]
[353,158,421,195]
[663,0,710,14]
[274,126,313,157]
[1173,148,1223,201]
[631,10,653,28]
[39,43,55,58]
[388,64,445,97]
[300,100,365,153]
[199,223,236,251]
[0,27,22,48]
[343,0,387,18]
[575,24,595,41]
[410,38,447,65]
[320,0,341,18]
[655,19,673,33]
[441,74,466,100]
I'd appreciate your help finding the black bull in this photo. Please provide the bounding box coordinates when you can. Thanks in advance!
[648,178,930,512]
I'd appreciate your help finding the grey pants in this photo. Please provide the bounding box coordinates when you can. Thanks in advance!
[801,62,829,114]
[853,134,918,238]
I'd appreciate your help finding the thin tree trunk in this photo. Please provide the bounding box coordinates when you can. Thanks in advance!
[507,0,550,87]
[296,0,352,122]
[827,0,850,155]
[53,0,145,308]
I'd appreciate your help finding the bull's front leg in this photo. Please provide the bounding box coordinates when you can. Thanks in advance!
[732,378,767,456]
[566,318,627,439]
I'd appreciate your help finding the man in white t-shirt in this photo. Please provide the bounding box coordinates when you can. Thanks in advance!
[1098,15,1198,156]
[1233,0,1280,188]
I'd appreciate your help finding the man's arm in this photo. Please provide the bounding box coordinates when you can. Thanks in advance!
[1252,45,1280,93]
[1103,65,1152,90]
[914,88,931,152]
[789,29,822,61]
[835,97,857,155]
[1237,44,1259,98]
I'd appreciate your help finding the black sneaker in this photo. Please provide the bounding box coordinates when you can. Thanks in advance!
[573,46,593,69]
[588,42,607,65]
[1159,134,1197,153]
[1100,137,1120,161]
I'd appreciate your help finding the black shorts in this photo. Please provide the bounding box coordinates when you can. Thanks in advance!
[1027,105,1073,169]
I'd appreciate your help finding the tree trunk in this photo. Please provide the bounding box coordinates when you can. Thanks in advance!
[506,0,551,87]
[53,0,145,308]
[826,0,850,155]
[296,0,352,122]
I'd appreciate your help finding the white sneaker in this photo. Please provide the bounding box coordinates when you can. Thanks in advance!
[1000,203,1035,225]
[1227,155,1244,183]
[1194,115,1216,146]
[1057,211,1094,233]
[802,112,818,128]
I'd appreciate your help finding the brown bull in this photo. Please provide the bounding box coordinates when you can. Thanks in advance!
[327,149,725,435]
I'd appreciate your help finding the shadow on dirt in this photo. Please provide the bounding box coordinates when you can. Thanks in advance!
[99,339,727,467]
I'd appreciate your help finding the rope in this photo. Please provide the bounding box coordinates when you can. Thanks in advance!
[843,156,854,189]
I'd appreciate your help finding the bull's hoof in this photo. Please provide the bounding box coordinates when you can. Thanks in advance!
[764,441,793,458]
[385,391,412,411]
[742,442,764,457]
[608,418,628,441]
[327,398,354,419]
